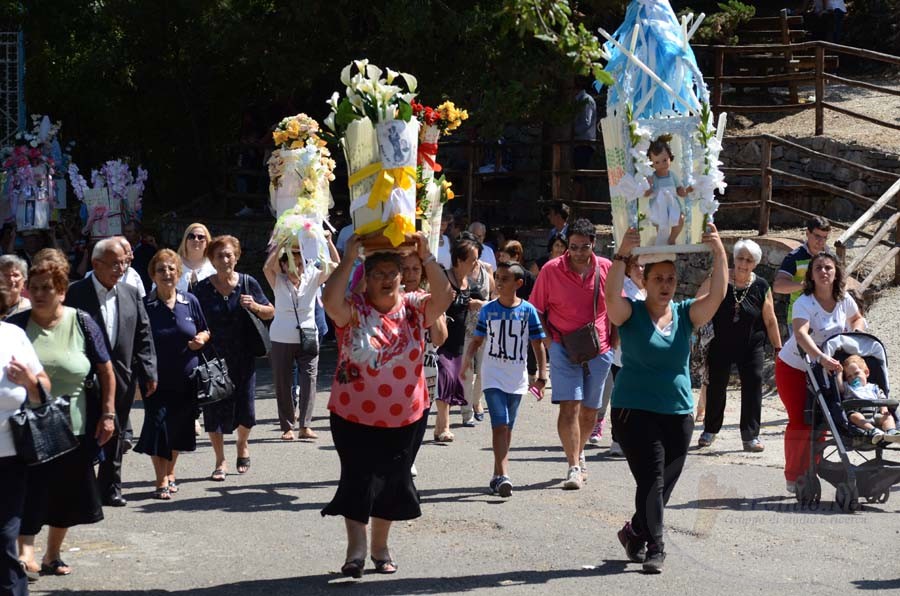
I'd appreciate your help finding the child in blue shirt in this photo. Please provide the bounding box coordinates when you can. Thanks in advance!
[461,262,547,497]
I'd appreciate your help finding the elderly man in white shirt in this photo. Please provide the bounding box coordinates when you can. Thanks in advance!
[468,221,496,270]
[84,236,147,299]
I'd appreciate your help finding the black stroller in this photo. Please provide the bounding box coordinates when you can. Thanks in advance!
[795,332,900,511]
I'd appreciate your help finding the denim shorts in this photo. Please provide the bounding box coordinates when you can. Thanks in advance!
[483,388,523,429]
[549,343,614,409]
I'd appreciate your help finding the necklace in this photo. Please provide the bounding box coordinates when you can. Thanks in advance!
[732,273,755,322]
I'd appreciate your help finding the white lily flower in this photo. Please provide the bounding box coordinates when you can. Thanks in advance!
[327,91,340,111]
[340,64,352,86]
[400,92,417,104]
[366,64,383,82]
[634,139,650,154]
[353,58,369,74]
[386,68,399,84]
[400,72,418,92]
[706,136,722,154]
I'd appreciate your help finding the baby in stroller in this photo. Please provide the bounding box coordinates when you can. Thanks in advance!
[839,355,900,444]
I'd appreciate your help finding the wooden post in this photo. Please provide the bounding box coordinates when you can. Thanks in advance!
[552,143,562,200]
[713,47,724,116]
[759,138,772,235]
[815,44,825,136]
[780,9,799,104]
[895,191,900,285]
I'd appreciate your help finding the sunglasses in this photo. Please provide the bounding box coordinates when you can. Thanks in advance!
[187,233,207,241]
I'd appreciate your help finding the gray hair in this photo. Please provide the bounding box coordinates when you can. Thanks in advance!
[468,221,486,235]
[0,254,27,278]
[92,237,123,260]
[733,238,762,265]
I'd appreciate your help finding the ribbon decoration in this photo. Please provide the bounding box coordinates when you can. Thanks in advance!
[354,213,415,247]
[348,162,417,210]
[83,205,110,237]
[417,142,442,172]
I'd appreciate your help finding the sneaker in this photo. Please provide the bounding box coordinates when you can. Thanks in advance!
[579,452,587,479]
[497,476,513,498]
[616,522,647,563]
[589,419,603,444]
[461,418,477,428]
[410,464,418,478]
[588,433,602,445]
[786,480,797,494]
[642,545,666,574]
[473,411,485,422]
[697,432,716,448]
[867,428,885,445]
[489,476,500,495]
[609,441,624,456]
[742,438,765,452]
[563,466,583,490]
[884,429,900,443]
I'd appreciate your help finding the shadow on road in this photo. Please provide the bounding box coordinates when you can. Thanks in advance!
[126,480,336,514]
[37,561,637,595]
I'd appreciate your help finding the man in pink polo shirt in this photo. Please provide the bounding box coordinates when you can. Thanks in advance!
[531,218,613,490]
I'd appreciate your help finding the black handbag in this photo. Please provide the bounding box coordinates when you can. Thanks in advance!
[241,274,271,358]
[289,279,319,356]
[191,347,235,408]
[9,383,79,466]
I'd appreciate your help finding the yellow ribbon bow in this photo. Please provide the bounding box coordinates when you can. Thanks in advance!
[354,213,415,247]
[348,162,417,209]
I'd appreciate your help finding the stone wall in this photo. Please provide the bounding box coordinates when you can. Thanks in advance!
[718,135,900,227]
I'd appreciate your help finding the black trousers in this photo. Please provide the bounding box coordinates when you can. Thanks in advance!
[97,390,136,499]
[612,408,693,551]
[704,341,764,441]
[0,456,27,596]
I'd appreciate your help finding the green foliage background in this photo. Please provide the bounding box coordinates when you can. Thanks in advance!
[2,1,897,212]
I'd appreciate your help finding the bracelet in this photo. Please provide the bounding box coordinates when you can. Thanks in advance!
[101,412,116,421]
[612,253,629,262]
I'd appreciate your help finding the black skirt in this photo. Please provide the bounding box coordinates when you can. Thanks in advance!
[20,437,104,535]
[134,389,198,459]
[321,412,422,524]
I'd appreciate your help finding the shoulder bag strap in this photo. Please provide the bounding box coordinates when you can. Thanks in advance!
[591,265,600,327]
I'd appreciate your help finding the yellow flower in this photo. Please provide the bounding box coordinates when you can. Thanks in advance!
[286,119,301,137]
[290,140,304,150]
[273,130,289,146]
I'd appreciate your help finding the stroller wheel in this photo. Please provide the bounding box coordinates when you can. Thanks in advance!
[835,483,860,513]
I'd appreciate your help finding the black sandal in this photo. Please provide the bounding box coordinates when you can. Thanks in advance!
[341,558,364,579]
[40,559,71,576]
[236,456,251,474]
[371,557,397,574]
[152,486,171,500]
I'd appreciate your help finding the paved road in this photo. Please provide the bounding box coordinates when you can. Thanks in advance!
[28,345,900,595]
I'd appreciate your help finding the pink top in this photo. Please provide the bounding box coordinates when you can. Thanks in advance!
[530,252,612,353]
[328,291,431,427]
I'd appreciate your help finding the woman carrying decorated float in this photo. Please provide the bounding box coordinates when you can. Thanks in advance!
[321,233,452,577]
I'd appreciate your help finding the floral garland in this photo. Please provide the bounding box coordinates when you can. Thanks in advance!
[411,100,469,136]
[693,102,726,221]
[69,159,148,222]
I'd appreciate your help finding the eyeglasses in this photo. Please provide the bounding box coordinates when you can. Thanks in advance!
[187,233,207,241]
[368,270,401,282]
[809,231,828,242]
[98,260,129,271]
[568,243,593,252]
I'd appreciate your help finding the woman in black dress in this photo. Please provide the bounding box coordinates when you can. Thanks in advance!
[135,249,210,498]
[696,239,783,451]
[194,236,273,480]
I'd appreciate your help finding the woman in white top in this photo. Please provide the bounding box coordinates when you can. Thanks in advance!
[263,233,339,441]
[775,252,865,494]
[0,315,49,591]
[175,223,216,293]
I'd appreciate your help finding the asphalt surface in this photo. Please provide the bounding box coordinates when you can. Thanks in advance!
[27,344,900,596]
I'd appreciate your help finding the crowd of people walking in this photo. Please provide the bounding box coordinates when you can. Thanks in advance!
[0,206,889,592]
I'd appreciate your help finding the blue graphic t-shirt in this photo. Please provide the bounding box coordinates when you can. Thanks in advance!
[474,299,545,394]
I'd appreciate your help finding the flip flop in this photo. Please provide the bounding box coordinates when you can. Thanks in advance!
[40,559,71,576]
[210,468,226,481]
[371,557,397,574]
[19,560,39,582]
[236,456,251,474]
[341,558,364,579]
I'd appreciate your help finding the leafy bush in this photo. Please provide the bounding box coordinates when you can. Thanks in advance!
[680,0,756,45]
